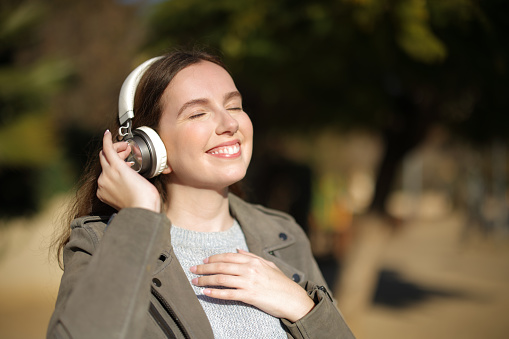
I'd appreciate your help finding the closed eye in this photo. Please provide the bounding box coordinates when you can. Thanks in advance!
[227,107,243,111]
[189,113,206,119]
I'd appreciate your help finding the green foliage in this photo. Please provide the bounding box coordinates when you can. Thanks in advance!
[0,1,46,56]
[141,0,508,213]
[0,1,74,217]
[395,0,447,63]
[0,113,57,166]
[0,2,72,167]
[143,0,507,141]
[0,58,73,126]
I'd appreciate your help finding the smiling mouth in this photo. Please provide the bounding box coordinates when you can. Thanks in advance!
[207,143,241,157]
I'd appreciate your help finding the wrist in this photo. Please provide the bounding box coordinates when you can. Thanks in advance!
[132,191,161,213]
[285,288,316,323]
[133,199,161,213]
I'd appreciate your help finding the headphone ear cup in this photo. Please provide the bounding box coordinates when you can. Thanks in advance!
[128,126,167,178]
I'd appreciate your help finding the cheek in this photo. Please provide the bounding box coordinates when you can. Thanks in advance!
[178,124,211,149]
[240,115,254,139]
[165,124,211,163]
[240,116,254,162]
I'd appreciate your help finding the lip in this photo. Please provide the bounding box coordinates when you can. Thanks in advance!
[206,140,241,158]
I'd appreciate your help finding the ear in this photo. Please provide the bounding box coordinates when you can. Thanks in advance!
[161,162,172,174]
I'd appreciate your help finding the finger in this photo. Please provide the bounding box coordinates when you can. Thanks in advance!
[120,145,132,161]
[205,252,251,264]
[101,130,123,165]
[113,141,130,154]
[102,129,114,152]
[191,262,243,276]
[99,149,110,169]
[115,143,132,161]
[192,274,244,289]
[237,249,277,266]
[202,287,242,301]
[111,141,133,165]
[236,249,261,259]
[236,249,280,271]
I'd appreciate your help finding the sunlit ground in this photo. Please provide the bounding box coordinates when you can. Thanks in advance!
[360,192,509,339]
[0,197,65,339]
[1,191,508,339]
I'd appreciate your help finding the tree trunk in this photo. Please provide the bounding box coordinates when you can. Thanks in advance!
[334,92,436,336]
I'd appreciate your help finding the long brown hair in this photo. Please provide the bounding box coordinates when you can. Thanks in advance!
[53,49,234,267]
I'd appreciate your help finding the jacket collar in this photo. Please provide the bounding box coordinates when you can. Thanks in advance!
[152,193,293,261]
[229,194,305,282]
[229,193,296,254]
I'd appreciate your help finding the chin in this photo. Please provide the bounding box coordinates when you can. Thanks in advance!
[215,170,247,189]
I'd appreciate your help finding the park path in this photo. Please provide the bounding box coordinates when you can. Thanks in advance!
[358,209,509,339]
[0,197,64,339]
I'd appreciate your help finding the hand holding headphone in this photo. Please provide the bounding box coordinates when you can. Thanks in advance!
[117,57,168,178]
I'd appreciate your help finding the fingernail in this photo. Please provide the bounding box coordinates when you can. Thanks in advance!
[127,161,135,167]
[191,278,198,285]
[104,129,110,135]
[203,289,211,295]
[189,266,196,273]
[203,258,209,264]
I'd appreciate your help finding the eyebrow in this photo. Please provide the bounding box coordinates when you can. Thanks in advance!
[177,98,209,117]
[177,91,243,117]
[224,91,242,102]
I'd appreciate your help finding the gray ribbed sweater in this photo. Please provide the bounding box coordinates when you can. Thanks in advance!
[170,220,287,338]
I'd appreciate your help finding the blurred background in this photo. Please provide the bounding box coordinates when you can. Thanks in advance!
[1,0,508,338]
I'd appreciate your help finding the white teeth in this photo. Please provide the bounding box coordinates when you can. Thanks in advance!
[210,144,240,155]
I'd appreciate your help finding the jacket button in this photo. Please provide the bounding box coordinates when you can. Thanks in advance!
[292,274,301,283]
[279,232,288,241]
[152,278,162,287]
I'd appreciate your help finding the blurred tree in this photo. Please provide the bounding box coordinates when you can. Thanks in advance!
[41,0,146,131]
[143,0,508,216]
[0,0,145,218]
[0,0,72,217]
[37,0,147,189]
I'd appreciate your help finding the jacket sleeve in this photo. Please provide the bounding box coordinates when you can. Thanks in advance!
[279,221,356,339]
[47,208,171,339]
[282,282,355,339]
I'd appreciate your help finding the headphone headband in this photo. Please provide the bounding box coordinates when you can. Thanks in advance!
[118,56,163,125]
[117,56,168,179]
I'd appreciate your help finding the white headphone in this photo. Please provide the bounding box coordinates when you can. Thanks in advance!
[118,57,168,178]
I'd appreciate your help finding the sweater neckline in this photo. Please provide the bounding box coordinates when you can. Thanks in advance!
[170,219,242,248]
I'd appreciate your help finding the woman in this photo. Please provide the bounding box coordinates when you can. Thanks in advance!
[48,50,355,339]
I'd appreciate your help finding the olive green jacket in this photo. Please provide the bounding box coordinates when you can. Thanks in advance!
[47,194,355,339]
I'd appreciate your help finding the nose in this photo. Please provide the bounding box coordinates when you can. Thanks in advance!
[216,109,239,135]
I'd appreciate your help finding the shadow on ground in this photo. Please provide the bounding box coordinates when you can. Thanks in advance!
[372,269,466,308]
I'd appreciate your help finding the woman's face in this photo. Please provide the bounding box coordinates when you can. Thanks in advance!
[158,61,253,190]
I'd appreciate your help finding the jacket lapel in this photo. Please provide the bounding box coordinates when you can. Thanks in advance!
[229,194,306,283]
[151,236,214,338]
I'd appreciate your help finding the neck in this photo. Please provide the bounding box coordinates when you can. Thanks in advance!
[165,183,233,232]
